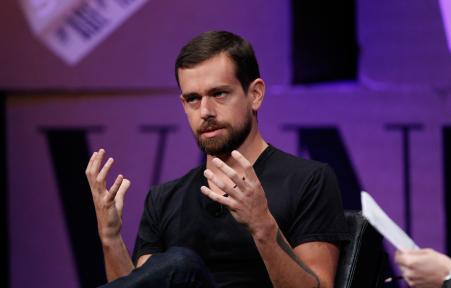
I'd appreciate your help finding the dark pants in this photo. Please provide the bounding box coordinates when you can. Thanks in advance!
[99,247,217,288]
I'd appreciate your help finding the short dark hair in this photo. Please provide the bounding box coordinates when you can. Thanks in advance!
[175,31,260,92]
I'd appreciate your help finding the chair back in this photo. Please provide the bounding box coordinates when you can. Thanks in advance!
[334,210,386,288]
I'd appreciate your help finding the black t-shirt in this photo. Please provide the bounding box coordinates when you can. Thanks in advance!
[133,145,350,287]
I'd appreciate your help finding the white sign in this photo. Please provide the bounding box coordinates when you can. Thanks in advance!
[20,0,82,35]
[20,0,149,65]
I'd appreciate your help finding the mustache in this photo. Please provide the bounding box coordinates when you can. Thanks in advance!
[197,118,228,134]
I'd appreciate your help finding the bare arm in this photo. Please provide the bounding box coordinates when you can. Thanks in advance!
[201,150,339,288]
[252,216,339,288]
[292,242,339,288]
[86,149,136,281]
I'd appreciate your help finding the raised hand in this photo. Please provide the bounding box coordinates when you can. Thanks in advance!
[85,149,131,242]
[200,150,273,236]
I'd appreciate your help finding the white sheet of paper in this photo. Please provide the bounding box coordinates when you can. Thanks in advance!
[361,191,419,250]
[439,0,451,53]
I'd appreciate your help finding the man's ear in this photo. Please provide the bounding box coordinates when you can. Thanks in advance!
[247,78,265,112]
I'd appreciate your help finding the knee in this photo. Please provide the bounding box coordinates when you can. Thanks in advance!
[165,246,205,272]
[135,247,215,287]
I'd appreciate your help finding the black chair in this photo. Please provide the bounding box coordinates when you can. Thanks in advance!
[334,211,387,288]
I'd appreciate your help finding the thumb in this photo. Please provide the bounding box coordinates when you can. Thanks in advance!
[395,250,407,264]
[115,179,131,219]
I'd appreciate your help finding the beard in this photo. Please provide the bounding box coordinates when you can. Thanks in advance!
[195,112,253,157]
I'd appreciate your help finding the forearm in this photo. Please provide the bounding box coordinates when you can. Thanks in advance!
[86,149,134,281]
[101,235,135,282]
[252,214,321,288]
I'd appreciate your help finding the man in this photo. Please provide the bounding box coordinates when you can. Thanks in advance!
[86,31,349,287]
[395,249,451,288]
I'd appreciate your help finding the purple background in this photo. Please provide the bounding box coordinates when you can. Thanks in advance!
[2,0,451,287]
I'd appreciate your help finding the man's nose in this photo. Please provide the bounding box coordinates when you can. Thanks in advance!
[200,97,216,119]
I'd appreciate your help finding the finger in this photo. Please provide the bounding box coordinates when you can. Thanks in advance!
[91,149,106,176]
[85,151,97,174]
[399,267,411,282]
[211,158,245,190]
[402,270,415,285]
[404,277,414,286]
[107,174,123,201]
[200,186,235,207]
[85,152,98,185]
[397,253,413,268]
[394,250,404,264]
[96,157,114,183]
[231,150,258,183]
[204,169,240,198]
[115,179,131,218]
[410,248,428,255]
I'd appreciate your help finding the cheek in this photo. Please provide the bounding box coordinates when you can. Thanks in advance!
[189,118,198,132]
[231,104,251,121]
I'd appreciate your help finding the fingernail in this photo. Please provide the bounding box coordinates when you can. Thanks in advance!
[204,169,212,177]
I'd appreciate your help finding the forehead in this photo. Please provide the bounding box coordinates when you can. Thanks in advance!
[177,53,241,94]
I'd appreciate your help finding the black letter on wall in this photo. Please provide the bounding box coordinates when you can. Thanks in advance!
[42,127,106,288]
[291,0,358,83]
[385,124,423,236]
[140,125,177,185]
[1,94,8,288]
[283,125,362,210]
[444,126,451,255]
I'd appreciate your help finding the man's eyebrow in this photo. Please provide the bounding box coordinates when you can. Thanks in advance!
[206,85,232,95]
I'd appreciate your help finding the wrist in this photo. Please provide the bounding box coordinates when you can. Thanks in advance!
[98,222,121,243]
[251,211,278,243]
[100,233,123,247]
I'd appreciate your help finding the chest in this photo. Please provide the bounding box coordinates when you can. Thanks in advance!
[159,179,295,262]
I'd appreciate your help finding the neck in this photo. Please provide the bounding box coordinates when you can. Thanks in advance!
[206,127,268,171]
[204,124,267,195]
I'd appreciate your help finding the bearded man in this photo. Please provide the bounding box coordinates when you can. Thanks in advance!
[86,31,349,288]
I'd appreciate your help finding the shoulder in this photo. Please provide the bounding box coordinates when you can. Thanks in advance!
[259,146,339,197]
[265,145,330,178]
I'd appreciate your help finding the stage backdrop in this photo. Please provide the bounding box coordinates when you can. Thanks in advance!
[7,85,451,287]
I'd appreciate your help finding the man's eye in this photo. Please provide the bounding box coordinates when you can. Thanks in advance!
[213,91,227,97]
[186,96,200,103]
